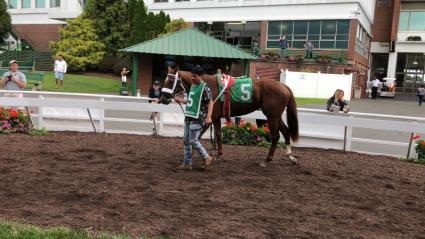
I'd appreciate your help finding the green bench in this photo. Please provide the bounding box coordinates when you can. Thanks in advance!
[0,69,44,90]
[0,60,34,71]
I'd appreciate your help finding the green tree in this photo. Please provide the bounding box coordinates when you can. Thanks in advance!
[83,0,129,56]
[0,0,12,46]
[50,17,106,71]
[157,11,170,37]
[162,18,190,35]
[130,0,148,45]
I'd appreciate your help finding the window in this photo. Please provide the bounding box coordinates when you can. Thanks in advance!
[36,0,45,8]
[8,0,17,9]
[175,0,190,1]
[410,12,425,31]
[267,20,350,49]
[398,11,425,31]
[21,0,31,8]
[377,0,391,8]
[355,25,370,57]
[50,0,60,8]
[154,0,168,2]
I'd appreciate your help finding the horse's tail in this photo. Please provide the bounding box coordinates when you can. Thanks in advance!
[286,88,299,142]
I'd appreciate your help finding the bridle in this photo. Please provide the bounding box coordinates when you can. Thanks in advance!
[161,71,187,99]
[161,71,187,113]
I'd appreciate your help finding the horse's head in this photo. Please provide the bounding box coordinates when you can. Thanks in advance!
[160,65,186,105]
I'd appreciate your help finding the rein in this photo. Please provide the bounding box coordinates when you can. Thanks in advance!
[161,72,186,114]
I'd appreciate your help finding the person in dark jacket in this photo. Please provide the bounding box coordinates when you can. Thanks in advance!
[327,89,349,113]
[149,81,162,120]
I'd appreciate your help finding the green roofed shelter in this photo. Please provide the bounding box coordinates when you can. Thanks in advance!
[121,28,258,96]
[122,28,258,59]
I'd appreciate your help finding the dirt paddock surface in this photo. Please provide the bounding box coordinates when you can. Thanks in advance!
[0,132,424,238]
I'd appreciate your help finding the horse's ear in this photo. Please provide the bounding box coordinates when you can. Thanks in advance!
[175,65,179,72]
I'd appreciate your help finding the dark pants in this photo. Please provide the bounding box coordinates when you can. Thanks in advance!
[256,119,267,128]
[371,87,378,99]
[305,50,313,59]
[419,95,424,106]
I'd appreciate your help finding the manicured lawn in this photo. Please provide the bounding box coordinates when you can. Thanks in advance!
[0,221,128,239]
[26,72,122,94]
[295,97,327,106]
[0,221,170,239]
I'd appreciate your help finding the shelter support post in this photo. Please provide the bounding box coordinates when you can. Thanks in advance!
[132,54,138,96]
[243,60,249,77]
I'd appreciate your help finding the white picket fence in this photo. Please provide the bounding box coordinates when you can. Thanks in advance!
[1,90,424,158]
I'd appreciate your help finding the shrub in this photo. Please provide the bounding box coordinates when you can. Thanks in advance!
[413,134,425,163]
[0,108,31,134]
[260,50,280,61]
[222,120,285,148]
[95,56,131,75]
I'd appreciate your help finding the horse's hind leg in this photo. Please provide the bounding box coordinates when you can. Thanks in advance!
[214,120,224,160]
[260,117,279,168]
[279,119,297,165]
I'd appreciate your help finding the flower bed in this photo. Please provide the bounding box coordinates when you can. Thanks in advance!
[413,134,425,163]
[222,120,284,148]
[0,108,32,134]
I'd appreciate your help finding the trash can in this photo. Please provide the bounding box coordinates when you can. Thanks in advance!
[354,86,362,99]
[119,86,128,96]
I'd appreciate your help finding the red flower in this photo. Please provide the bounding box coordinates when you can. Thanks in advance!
[250,125,257,131]
[263,127,270,133]
[225,120,234,126]
[421,141,425,146]
[412,134,421,140]
[10,110,19,118]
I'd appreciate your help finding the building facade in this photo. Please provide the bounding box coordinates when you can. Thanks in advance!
[147,0,376,95]
[4,0,85,51]
[371,0,425,93]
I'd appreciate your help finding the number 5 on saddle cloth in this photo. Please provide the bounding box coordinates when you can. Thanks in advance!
[216,74,253,118]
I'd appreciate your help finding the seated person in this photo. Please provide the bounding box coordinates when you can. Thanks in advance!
[327,89,349,113]
[149,81,162,120]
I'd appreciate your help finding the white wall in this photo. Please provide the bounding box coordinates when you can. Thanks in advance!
[5,0,83,24]
[147,0,374,34]
[280,70,353,99]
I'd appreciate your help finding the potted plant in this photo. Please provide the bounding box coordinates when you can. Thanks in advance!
[295,55,304,67]
[287,56,296,63]
[407,36,422,41]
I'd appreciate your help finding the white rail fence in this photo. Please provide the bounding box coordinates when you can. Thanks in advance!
[1,90,424,159]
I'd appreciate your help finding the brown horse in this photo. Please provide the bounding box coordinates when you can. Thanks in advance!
[160,66,299,167]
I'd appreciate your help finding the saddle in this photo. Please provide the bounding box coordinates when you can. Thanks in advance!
[218,74,236,120]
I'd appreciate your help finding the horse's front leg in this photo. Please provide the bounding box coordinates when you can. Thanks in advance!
[260,118,279,168]
[213,120,223,160]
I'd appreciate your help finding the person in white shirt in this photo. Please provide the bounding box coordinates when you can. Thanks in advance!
[54,54,67,89]
[121,67,129,87]
[417,85,425,106]
[371,75,381,99]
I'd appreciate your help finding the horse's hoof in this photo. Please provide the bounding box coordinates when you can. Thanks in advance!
[259,161,267,168]
[289,155,297,165]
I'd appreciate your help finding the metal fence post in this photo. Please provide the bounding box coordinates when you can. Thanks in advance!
[407,132,414,159]
[37,95,43,129]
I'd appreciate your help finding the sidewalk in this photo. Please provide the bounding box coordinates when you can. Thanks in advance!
[302,93,425,118]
